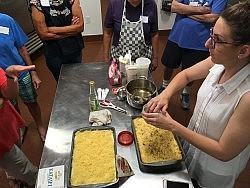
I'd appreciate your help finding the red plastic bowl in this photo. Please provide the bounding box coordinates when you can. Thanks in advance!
[118,131,134,146]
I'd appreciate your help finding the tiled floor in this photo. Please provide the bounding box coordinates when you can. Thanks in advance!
[0,35,249,188]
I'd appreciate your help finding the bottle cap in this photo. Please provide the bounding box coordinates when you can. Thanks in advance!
[89,81,95,85]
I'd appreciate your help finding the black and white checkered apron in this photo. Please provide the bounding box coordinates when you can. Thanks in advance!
[111,0,152,62]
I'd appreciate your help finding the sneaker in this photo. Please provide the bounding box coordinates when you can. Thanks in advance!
[157,86,166,94]
[180,93,190,110]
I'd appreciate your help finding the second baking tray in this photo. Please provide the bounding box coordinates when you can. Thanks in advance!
[68,126,119,188]
[131,116,184,173]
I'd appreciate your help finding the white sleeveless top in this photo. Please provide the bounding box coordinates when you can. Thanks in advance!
[183,63,250,188]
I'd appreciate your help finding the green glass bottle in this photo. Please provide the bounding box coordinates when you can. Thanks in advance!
[89,81,99,112]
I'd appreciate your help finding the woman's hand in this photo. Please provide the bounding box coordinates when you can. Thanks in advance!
[141,111,175,131]
[146,92,170,113]
[71,16,80,25]
[149,58,158,72]
[30,71,42,89]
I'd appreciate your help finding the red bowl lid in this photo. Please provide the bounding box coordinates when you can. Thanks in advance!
[118,131,134,146]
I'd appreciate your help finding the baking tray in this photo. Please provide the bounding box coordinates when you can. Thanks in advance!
[131,116,184,173]
[68,126,119,188]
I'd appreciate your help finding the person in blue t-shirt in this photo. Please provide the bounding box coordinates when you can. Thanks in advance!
[159,0,227,109]
[0,13,47,142]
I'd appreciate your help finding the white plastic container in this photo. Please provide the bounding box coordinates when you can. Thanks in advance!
[118,56,128,76]
[125,64,139,82]
[135,57,151,78]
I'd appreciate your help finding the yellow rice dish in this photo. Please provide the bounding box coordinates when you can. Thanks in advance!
[70,130,116,186]
[133,117,182,163]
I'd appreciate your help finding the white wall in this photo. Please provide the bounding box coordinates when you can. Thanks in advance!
[80,0,175,36]
[80,0,103,36]
[156,0,176,30]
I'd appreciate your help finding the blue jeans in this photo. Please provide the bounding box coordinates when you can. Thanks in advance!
[45,50,82,82]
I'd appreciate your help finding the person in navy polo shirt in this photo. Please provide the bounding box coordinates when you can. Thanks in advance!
[103,0,159,72]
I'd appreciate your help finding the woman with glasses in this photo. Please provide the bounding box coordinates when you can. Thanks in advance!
[142,2,250,188]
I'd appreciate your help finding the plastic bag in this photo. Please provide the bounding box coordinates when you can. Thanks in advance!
[108,59,122,86]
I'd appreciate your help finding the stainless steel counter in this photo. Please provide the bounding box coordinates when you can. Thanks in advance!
[38,62,193,188]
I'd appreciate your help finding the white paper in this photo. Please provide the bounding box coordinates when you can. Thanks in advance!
[0,26,9,35]
[141,16,148,23]
[36,165,64,188]
[189,2,199,6]
[40,0,50,7]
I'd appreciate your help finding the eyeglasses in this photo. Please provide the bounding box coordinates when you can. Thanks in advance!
[209,28,240,48]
